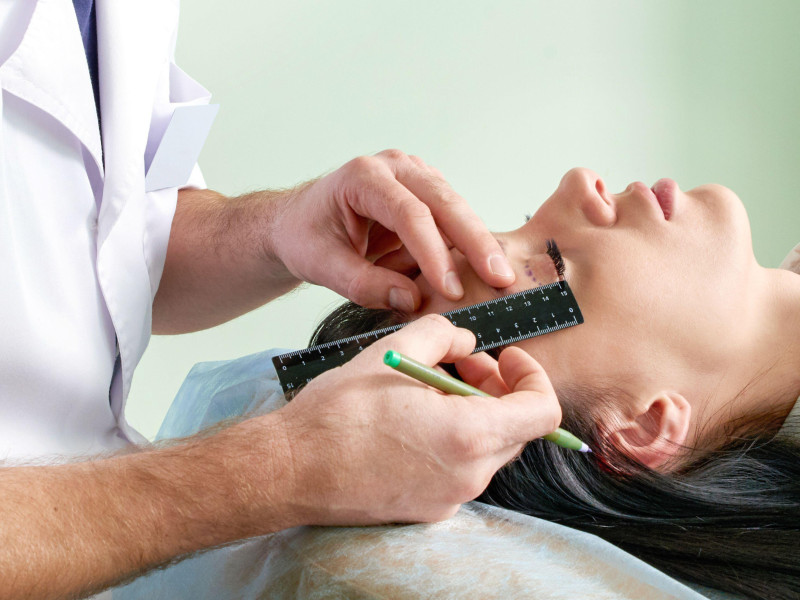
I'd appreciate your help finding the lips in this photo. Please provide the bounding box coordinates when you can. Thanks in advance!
[651,178,677,220]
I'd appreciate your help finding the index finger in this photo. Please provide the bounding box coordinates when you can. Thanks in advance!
[393,159,516,289]
[489,347,562,446]
[357,314,476,368]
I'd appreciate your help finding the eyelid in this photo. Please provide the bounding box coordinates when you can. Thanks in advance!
[489,235,568,291]
[545,239,568,281]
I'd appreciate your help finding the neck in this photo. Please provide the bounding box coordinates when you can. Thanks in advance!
[742,266,800,426]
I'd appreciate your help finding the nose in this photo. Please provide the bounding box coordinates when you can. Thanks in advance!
[558,167,616,227]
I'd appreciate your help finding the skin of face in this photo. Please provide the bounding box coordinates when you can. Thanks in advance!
[413,168,800,467]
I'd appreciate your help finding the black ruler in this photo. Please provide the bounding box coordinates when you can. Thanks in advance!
[272,280,583,394]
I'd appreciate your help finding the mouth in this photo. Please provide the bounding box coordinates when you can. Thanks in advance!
[651,178,678,220]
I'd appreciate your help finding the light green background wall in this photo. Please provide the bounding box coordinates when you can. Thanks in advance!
[127,1,800,439]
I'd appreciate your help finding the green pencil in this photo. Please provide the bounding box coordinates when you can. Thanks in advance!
[383,350,591,453]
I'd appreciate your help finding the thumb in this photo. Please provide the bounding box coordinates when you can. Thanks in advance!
[322,248,421,312]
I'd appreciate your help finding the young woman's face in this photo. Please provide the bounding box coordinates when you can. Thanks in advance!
[414,168,761,423]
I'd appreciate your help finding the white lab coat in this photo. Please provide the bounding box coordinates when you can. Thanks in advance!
[0,0,208,460]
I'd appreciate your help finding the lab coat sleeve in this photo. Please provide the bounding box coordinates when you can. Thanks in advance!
[144,9,212,190]
[168,15,210,192]
[142,26,212,300]
[181,163,207,191]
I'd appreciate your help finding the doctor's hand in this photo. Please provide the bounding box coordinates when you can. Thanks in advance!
[268,315,562,526]
[268,149,515,312]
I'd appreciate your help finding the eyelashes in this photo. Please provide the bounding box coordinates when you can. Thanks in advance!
[545,239,566,279]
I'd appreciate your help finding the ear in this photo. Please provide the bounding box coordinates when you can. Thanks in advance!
[610,392,692,470]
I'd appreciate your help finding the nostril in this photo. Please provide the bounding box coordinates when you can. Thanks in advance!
[595,178,610,205]
[583,175,617,227]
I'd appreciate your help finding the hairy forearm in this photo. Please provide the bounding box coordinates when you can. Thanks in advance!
[0,415,295,600]
[152,187,303,334]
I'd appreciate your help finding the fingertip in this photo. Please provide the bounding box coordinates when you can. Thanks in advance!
[458,325,477,349]
[443,270,465,300]
[498,345,534,365]
[411,313,456,337]
[417,313,451,327]
[348,264,421,311]
[461,242,516,291]
[440,322,478,363]
[488,254,516,280]
[388,286,419,313]
[393,313,475,365]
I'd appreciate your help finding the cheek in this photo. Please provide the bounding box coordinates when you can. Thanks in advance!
[528,198,568,234]
[579,258,728,378]
[517,254,560,289]
[517,317,658,407]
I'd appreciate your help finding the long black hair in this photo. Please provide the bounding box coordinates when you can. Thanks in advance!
[309,301,800,600]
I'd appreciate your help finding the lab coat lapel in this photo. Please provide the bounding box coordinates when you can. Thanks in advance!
[95,0,178,245]
[0,0,103,178]
[94,0,179,407]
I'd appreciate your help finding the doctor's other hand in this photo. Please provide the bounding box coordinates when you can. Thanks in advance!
[269,315,562,526]
[268,149,515,312]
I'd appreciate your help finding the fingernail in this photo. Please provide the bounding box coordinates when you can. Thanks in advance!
[443,271,464,298]
[489,254,514,278]
[389,287,415,312]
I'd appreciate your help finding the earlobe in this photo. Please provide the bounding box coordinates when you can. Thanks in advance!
[611,392,692,470]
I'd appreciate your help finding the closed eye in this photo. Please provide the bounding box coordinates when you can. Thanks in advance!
[546,239,567,281]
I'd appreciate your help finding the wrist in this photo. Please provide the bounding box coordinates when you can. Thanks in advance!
[114,415,301,557]
[252,184,311,286]
[212,413,304,534]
